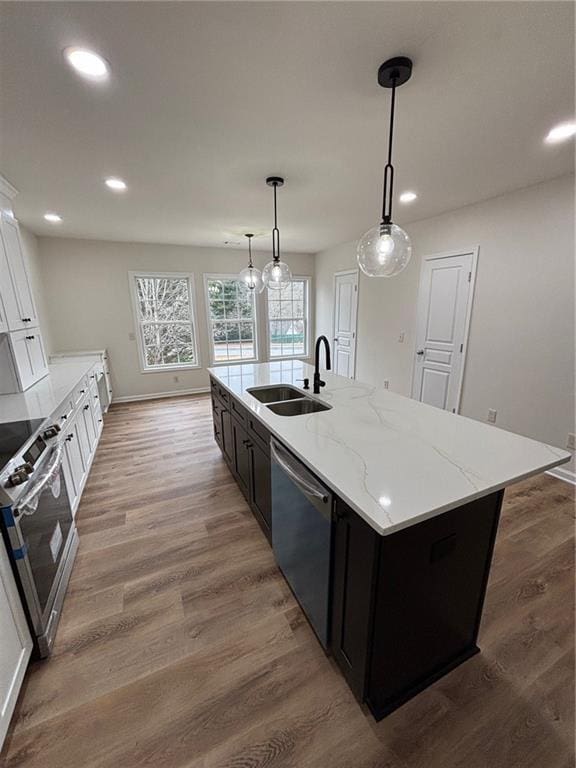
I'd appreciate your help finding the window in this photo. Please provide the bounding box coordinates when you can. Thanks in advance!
[267,278,309,358]
[130,272,199,371]
[205,276,258,363]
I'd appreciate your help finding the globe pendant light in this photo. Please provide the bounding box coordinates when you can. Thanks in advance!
[262,176,292,290]
[239,233,264,292]
[357,57,413,278]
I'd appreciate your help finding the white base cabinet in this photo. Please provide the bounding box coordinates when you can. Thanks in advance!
[0,544,32,750]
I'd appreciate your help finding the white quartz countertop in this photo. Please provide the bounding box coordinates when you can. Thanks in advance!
[0,361,95,423]
[209,361,571,536]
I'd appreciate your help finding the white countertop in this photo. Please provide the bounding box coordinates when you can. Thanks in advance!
[0,361,95,423]
[209,361,571,536]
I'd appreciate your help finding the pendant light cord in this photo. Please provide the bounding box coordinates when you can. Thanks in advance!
[272,182,280,264]
[381,74,397,225]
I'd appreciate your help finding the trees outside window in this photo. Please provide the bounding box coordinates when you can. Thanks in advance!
[130,273,199,370]
[267,279,309,358]
[205,277,257,363]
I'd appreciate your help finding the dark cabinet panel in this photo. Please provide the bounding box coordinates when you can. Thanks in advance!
[221,407,234,467]
[331,499,379,700]
[232,418,251,499]
[249,439,271,539]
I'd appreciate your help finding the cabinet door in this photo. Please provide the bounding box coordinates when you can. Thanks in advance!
[0,213,37,329]
[221,408,234,466]
[0,220,21,331]
[26,332,48,381]
[331,500,379,700]
[249,440,271,537]
[232,418,250,498]
[76,403,92,467]
[0,546,32,749]
[63,418,86,512]
[81,402,97,454]
[10,331,35,390]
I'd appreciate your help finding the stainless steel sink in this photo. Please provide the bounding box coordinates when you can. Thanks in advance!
[267,399,332,416]
[247,385,305,403]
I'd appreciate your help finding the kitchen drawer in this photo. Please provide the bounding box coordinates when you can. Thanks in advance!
[53,397,74,426]
[217,385,230,405]
[247,414,270,454]
[72,377,89,407]
[230,397,247,426]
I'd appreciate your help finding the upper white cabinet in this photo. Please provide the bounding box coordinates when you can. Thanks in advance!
[0,212,38,331]
[0,543,32,750]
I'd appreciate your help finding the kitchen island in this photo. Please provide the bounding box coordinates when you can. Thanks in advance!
[208,361,570,718]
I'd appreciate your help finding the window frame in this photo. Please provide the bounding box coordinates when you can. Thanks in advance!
[203,273,260,366]
[265,275,311,361]
[129,271,201,373]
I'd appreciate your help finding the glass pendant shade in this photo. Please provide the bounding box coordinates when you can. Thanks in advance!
[357,223,412,277]
[262,259,292,290]
[239,264,264,293]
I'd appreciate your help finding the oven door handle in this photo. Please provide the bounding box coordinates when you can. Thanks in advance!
[17,442,65,516]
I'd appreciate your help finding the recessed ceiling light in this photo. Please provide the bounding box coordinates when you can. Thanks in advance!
[104,177,127,191]
[545,121,576,144]
[44,213,62,223]
[399,191,417,203]
[64,47,109,80]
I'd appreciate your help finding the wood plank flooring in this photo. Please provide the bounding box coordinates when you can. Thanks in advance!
[1,394,574,768]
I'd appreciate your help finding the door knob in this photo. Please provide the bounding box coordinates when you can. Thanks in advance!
[416,349,424,356]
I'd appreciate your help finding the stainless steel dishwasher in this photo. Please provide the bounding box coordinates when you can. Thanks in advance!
[270,439,333,648]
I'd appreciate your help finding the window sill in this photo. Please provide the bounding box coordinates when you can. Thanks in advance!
[139,363,202,374]
[210,358,259,367]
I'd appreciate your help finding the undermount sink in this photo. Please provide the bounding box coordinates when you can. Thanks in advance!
[247,385,305,403]
[267,399,332,417]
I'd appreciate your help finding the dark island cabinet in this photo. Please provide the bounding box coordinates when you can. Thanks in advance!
[210,378,272,542]
[331,491,503,719]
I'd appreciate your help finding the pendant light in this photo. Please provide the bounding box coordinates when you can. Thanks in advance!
[262,176,292,290]
[239,233,264,292]
[357,57,413,278]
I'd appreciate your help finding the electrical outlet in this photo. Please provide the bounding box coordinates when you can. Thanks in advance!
[487,409,497,424]
[398,332,405,343]
[568,433,575,451]
[128,332,136,341]
[173,375,179,383]
[383,380,390,390]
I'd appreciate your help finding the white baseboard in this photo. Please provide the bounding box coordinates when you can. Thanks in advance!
[546,466,576,486]
[113,387,210,404]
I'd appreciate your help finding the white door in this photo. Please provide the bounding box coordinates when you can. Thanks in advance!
[332,270,359,378]
[411,248,478,413]
[0,213,38,329]
[0,545,32,749]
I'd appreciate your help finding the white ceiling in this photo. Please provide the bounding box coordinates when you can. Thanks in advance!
[0,1,573,254]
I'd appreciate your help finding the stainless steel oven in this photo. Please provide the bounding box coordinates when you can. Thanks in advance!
[0,418,78,657]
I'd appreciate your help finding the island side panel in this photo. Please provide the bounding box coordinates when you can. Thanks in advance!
[366,490,504,720]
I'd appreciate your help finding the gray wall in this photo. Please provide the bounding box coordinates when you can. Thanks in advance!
[315,174,575,469]
[32,237,314,399]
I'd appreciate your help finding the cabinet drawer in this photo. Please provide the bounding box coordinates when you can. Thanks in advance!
[72,377,89,407]
[230,397,247,426]
[247,415,270,454]
[53,397,74,426]
[217,385,230,405]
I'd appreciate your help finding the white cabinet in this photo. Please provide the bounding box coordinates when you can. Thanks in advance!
[0,544,32,749]
[0,212,38,331]
[62,415,86,515]
[50,350,112,412]
[0,328,49,394]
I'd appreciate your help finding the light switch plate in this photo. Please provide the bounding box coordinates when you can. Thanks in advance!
[487,409,497,424]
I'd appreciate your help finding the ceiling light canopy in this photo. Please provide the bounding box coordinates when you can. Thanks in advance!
[262,177,292,290]
[64,47,109,81]
[399,191,417,203]
[239,233,264,293]
[44,212,62,223]
[357,57,413,278]
[105,177,127,191]
[545,121,576,144]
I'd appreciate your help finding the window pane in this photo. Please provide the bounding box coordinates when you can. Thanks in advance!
[134,275,197,370]
[267,279,308,359]
[207,278,256,362]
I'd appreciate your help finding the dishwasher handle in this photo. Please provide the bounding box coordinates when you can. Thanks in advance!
[271,440,330,505]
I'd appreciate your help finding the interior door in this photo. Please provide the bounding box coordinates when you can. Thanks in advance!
[411,249,477,413]
[333,271,359,378]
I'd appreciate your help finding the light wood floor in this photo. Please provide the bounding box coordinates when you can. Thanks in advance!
[1,394,574,768]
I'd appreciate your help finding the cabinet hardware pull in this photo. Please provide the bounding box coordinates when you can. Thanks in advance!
[79,389,85,394]
[60,414,67,420]
[90,374,95,379]
[25,335,35,340]
[21,317,31,322]
[94,395,98,399]
[84,405,89,410]
[66,434,74,441]
[98,419,103,423]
